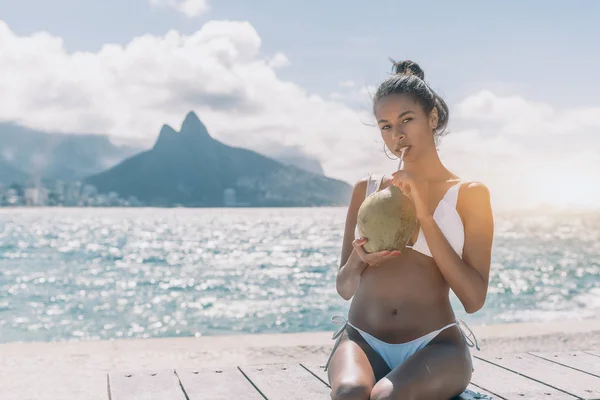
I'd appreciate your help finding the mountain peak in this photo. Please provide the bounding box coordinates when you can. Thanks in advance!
[84,110,353,207]
[180,111,209,137]
[184,110,200,122]
[152,124,178,150]
[159,124,177,136]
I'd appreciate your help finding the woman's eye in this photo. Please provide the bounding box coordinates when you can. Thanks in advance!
[402,118,412,124]
[381,125,391,130]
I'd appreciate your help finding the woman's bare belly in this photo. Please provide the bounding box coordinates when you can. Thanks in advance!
[348,249,458,344]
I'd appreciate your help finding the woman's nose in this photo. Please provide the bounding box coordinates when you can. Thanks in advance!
[393,127,405,140]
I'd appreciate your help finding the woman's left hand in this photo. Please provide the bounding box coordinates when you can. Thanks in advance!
[391,170,431,221]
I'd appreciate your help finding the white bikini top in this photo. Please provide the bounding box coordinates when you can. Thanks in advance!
[354,173,465,258]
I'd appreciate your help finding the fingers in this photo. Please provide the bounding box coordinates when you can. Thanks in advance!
[352,237,369,263]
[365,249,402,267]
[371,249,397,258]
[353,238,402,267]
[391,177,408,192]
[352,237,367,247]
[382,250,402,262]
[391,171,413,192]
[352,238,368,255]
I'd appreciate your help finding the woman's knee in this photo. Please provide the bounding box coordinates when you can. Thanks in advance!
[370,376,466,400]
[370,379,417,400]
[331,380,372,400]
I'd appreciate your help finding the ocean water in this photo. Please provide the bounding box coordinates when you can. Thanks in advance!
[0,207,599,344]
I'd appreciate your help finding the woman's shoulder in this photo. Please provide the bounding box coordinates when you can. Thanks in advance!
[349,175,371,204]
[457,180,492,215]
[458,180,490,196]
[352,174,370,190]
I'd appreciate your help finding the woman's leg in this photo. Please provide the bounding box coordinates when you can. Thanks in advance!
[370,327,472,400]
[327,326,391,400]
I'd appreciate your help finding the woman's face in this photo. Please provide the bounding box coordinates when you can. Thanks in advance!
[374,94,438,160]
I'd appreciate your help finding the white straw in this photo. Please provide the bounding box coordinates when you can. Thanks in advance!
[397,147,407,171]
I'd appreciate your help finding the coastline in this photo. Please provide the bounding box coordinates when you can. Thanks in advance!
[1,318,600,400]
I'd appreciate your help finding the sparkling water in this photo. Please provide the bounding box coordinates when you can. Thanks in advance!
[0,208,598,344]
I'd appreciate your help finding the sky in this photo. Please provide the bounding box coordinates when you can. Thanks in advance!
[0,0,599,210]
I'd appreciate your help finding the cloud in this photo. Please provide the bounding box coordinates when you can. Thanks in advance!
[149,0,209,17]
[0,19,598,209]
[0,19,391,187]
[266,52,290,69]
[440,90,600,209]
[455,90,600,137]
[329,84,376,113]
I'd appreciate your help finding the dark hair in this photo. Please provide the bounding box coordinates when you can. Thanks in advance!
[373,59,450,146]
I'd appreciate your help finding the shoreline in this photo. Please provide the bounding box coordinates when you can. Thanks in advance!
[2,316,600,348]
[1,318,600,399]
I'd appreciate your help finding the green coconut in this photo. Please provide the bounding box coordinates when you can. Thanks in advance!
[356,185,417,253]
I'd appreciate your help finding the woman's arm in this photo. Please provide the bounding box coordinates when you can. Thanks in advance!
[419,182,494,313]
[336,179,369,300]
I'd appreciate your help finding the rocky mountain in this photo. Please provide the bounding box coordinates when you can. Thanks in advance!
[85,112,352,207]
[0,159,28,185]
[0,122,140,181]
[266,147,325,175]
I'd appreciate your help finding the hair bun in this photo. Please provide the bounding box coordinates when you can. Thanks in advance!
[391,59,425,80]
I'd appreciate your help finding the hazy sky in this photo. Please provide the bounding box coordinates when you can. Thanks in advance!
[1,0,599,209]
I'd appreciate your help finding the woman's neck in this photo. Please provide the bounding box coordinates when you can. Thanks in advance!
[403,148,452,182]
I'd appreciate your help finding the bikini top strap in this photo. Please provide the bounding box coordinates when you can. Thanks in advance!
[446,179,465,207]
[377,174,384,190]
[365,173,373,198]
[365,173,383,198]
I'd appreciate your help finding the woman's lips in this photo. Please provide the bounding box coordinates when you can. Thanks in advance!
[396,145,410,156]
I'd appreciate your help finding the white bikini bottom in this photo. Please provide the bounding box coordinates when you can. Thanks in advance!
[324,316,480,372]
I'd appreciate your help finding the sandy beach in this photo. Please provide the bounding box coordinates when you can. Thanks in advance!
[1,317,599,399]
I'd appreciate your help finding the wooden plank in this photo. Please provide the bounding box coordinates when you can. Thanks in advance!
[477,353,600,399]
[529,351,600,378]
[239,363,331,400]
[470,357,577,399]
[301,363,498,399]
[107,369,186,400]
[299,363,328,386]
[176,367,265,400]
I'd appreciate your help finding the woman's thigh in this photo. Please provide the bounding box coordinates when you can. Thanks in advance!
[371,341,472,400]
[327,326,390,400]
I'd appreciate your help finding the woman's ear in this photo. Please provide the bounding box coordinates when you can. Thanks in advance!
[429,107,439,130]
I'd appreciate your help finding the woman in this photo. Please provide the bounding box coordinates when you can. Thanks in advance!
[325,60,494,400]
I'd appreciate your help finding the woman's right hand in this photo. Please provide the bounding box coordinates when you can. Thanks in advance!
[352,237,401,267]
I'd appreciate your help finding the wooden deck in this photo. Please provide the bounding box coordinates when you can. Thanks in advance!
[107,350,600,399]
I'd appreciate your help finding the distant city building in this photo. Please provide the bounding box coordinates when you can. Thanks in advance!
[223,188,236,207]
[65,182,82,206]
[24,187,38,206]
[48,180,66,205]
[0,179,143,208]
[24,186,48,206]
[4,188,20,206]
[81,184,98,198]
